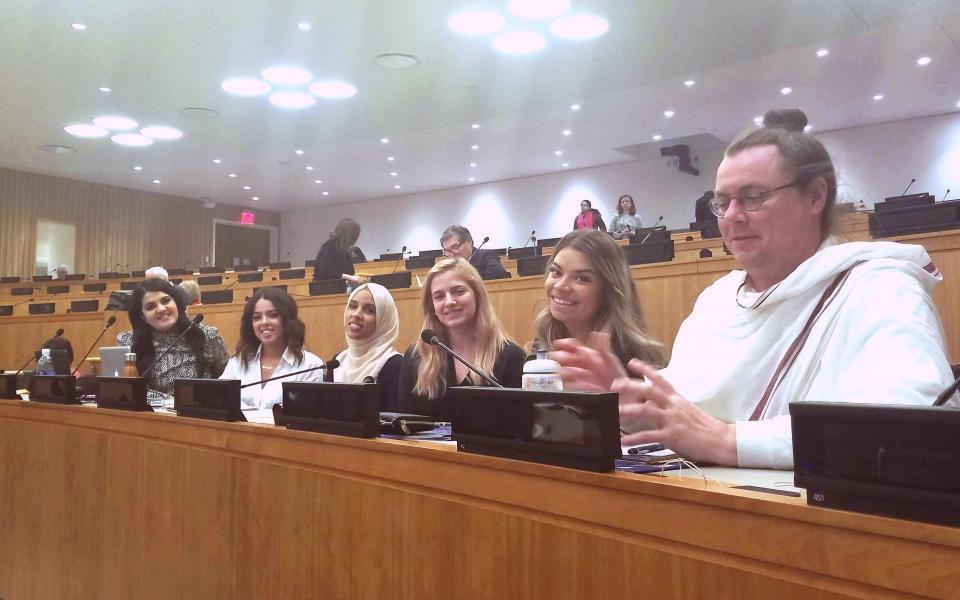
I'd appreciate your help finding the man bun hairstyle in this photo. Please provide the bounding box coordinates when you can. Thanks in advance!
[726,108,837,240]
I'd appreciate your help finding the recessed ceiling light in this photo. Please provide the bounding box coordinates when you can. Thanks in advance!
[71,23,86,31]
[562,129,572,136]
[152,179,160,184]
[251,196,260,200]
[39,144,76,154]
[469,162,477,168]
[470,145,479,150]
[380,137,389,144]
[314,179,323,184]
[554,150,563,156]
[110,133,153,147]
[561,162,569,168]
[308,80,357,99]
[93,115,138,130]
[133,165,143,171]
[804,125,813,132]
[387,156,395,161]
[780,87,792,95]
[295,149,304,155]
[491,31,547,54]
[242,185,251,190]
[297,22,311,31]
[873,94,884,101]
[221,78,270,97]
[374,53,421,69]
[64,123,109,138]
[98,86,111,93]
[305,166,314,171]
[550,15,609,40]
[390,172,398,176]
[393,185,401,190]
[447,10,506,35]
[663,110,675,118]
[753,116,763,125]
[468,177,475,182]
[322,191,330,196]
[652,134,662,141]
[683,80,695,87]
[570,103,581,111]
[212,158,221,164]
[508,0,570,19]
[816,48,830,57]
[472,123,480,129]
[269,91,316,109]
[916,56,932,66]
[261,65,313,85]
[228,173,237,178]
[140,126,183,140]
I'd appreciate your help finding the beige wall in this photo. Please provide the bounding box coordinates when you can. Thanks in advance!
[0,167,279,278]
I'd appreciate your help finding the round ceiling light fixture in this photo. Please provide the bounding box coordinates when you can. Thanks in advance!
[111,133,154,147]
[64,124,109,138]
[140,126,184,140]
[308,80,358,99]
[39,144,76,154]
[374,53,420,69]
[179,107,220,119]
[268,91,317,109]
[93,115,138,130]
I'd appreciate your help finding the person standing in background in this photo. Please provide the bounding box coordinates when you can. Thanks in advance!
[313,218,365,285]
[573,199,606,232]
[609,195,643,239]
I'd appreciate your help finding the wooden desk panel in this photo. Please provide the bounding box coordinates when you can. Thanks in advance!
[0,402,957,599]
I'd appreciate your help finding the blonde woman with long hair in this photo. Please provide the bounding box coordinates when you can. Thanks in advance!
[534,229,667,369]
[398,258,525,419]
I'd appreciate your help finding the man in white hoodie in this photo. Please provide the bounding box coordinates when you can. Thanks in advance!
[553,109,956,469]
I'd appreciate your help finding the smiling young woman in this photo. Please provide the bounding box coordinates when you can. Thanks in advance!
[397,258,525,419]
[117,278,229,403]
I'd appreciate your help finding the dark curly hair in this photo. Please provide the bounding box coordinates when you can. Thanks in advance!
[128,278,208,377]
[236,287,306,368]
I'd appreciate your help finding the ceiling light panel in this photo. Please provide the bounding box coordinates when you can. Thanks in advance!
[64,124,109,138]
[308,80,358,99]
[261,65,313,85]
[268,91,316,109]
[93,115,138,130]
[140,126,183,140]
[111,133,153,147]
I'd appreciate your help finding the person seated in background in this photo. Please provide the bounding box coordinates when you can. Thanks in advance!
[572,199,606,232]
[694,190,718,223]
[440,225,510,280]
[54,264,68,280]
[40,335,74,374]
[533,229,666,370]
[145,266,169,280]
[398,259,525,419]
[609,195,643,239]
[553,108,957,470]
[313,218,365,285]
[178,280,201,306]
[326,282,404,411]
[118,278,228,404]
[220,288,323,418]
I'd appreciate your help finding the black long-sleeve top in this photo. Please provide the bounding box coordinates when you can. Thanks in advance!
[312,240,354,281]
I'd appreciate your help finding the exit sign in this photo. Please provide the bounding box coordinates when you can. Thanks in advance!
[240,211,255,224]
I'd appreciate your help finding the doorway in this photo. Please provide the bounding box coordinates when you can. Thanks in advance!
[35,220,77,277]
[213,220,277,268]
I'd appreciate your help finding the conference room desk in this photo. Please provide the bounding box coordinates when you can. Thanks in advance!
[0,400,957,600]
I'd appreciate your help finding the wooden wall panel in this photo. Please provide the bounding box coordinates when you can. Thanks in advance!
[0,167,279,278]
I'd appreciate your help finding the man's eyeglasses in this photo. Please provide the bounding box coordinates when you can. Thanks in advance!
[709,180,799,218]
[442,243,463,257]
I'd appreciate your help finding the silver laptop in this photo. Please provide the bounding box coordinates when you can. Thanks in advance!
[99,346,130,377]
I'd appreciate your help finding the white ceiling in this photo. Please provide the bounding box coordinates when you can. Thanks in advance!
[1,0,959,212]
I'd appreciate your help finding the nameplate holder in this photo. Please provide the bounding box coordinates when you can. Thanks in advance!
[279,382,380,438]
[450,387,621,472]
[29,375,79,405]
[174,379,245,422]
[309,279,347,296]
[237,271,264,283]
[96,377,153,412]
[278,268,306,280]
[0,374,18,399]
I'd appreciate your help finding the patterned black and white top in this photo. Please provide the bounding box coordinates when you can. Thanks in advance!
[117,323,229,402]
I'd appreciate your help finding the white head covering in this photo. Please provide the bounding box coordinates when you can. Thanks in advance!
[334,282,401,383]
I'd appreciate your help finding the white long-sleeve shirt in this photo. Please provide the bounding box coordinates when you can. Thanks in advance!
[220,346,324,422]
[659,240,956,469]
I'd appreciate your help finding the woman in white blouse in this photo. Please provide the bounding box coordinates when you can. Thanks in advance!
[220,288,323,419]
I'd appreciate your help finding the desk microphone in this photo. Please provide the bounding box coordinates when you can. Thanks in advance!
[470,236,490,260]
[72,316,117,375]
[941,188,951,202]
[392,245,408,274]
[239,359,339,388]
[932,372,960,407]
[522,230,536,248]
[13,327,64,374]
[901,178,916,196]
[639,216,664,244]
[420,329,502,388]
[141,314,204,377]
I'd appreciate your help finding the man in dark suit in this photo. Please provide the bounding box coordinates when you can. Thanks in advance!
[440,225,510,280]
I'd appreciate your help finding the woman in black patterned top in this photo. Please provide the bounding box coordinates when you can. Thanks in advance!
[117,278,228,404]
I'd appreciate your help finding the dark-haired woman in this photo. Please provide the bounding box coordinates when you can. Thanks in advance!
[117,278,228,404]
[313,218,365,285]
[220,288,323,416]
[572,199,606,232]
[609,194,643,239]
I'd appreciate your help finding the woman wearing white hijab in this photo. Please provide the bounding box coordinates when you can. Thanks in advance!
[329,282,404,410]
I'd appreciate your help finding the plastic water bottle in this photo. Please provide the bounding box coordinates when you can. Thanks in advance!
[522,347,562,391]
[35,348,55,375]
